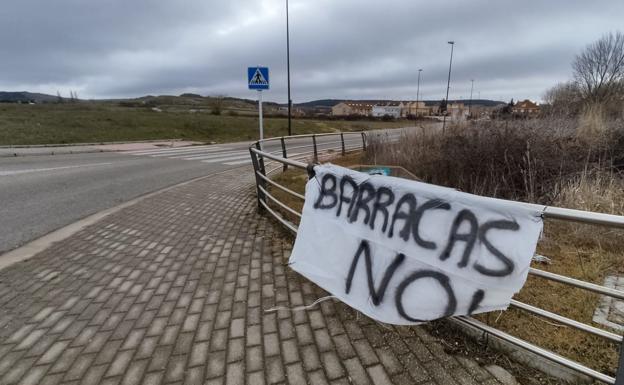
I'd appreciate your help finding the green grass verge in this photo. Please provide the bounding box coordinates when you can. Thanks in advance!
[0,103,406,145]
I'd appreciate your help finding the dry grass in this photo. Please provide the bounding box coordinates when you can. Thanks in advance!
[501,170,624,377]
[364,116,624,378]
[265,115,624,379]
[268,152,365,224]
[577,103,615,147]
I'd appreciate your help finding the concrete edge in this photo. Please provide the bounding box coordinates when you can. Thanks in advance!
[0,138,188,149]
[447,318,594,384]
[0,140,216,158]
[0,165,249,272]
[0,148,113,158]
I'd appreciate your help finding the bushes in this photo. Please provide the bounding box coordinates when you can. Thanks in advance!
[365,114,624,375]
[365,116,624,206]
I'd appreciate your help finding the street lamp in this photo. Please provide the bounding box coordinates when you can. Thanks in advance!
[442,41,454,134]
[286,0,292,136]
[416,69,422,117]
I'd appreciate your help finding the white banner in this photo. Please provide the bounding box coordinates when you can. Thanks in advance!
[290,164,543,325]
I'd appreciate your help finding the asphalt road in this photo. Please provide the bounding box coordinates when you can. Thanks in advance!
[0,128,411,255]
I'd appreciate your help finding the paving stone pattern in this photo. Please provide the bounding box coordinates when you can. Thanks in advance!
[0,169,506,384]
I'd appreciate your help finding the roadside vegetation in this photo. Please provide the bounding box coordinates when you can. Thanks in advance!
[364,117,624,375]
[0,101,406,146]
[267,31,624,379]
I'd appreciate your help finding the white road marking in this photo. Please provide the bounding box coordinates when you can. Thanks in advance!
[201,154,251,163]
[222,152,304,165]
[180,150,249,160]
[124,143,311,166]
[126,145,227,155]
[223,159,252,165]
[0,162,113,177]
[148,147,235,157]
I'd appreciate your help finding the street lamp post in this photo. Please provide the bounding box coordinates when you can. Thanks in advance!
[286,0,292,136]
[469,79,474,118]
[416,69,422,117]
[442,41,454,134]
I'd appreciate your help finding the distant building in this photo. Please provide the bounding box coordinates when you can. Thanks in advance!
[468,104,498,119]
[331,102,374,116]
[512,99,540,115]
[447,102,468,120]
[277,106,305,117]
[402,101,427,117]
[372,102,403,118]
[312,106,332,117]
[428,103,441,115]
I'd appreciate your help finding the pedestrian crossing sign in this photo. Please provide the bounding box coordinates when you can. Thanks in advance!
[248,67,269,90]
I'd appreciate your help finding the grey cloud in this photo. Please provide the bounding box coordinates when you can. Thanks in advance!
[1,0,622,102]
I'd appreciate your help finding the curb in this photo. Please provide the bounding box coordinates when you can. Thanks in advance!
[0,138,187,149]
[0,148,112,158]
[0,139,213,158]
[447,318,593,384]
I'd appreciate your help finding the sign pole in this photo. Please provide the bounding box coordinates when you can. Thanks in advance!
[248,66,269,149]
[258,90,264,147]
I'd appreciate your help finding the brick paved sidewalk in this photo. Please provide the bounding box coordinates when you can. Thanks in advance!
[0,169,510,385]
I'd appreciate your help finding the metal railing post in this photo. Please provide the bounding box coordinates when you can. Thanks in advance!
[255,142,266,175]
[312,134,318,163]
[361,132,367,150]
[249,148,265,209]
[340,133,346,156]
[280,137,288,172]
[254,142,267,208]
[616,340,624,385]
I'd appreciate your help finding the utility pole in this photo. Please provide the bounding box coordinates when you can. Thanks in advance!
[416,69,422,117]
[442,41,454,134]
[469,79,474,118]
[286,0,292,136]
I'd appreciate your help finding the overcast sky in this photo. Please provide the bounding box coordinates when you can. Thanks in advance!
[1,0,623,103]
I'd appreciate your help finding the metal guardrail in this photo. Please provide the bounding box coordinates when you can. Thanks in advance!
[248,131,624,384]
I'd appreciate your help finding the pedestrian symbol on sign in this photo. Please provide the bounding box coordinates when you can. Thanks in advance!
[248,67,269,90]
[251,69,267,85]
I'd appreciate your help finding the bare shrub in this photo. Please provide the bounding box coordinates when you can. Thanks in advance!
[366,119,595,204]
[542,81,582,117]
[364,118,624,375]
[576,103,611,146]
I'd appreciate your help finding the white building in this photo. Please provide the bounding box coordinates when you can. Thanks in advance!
[371,102,403,118]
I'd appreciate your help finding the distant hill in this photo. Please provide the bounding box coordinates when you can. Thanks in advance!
[293,98,506,108]
[0,91,60,103]
[0,91,505,109]
[294,99,345,108]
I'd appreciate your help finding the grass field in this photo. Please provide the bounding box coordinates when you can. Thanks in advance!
[0,103,407,145]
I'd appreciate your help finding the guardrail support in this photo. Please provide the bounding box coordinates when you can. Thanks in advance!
[340,133,346,156]
[255,142,266,174]
[361,132,367,150]
[312,134,318,163]
[280,137,288,172]
[253,142,267,209]
[616,340,624,385]
[249,148,265,209]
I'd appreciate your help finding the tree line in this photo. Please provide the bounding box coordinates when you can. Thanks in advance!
[545,31,624,117]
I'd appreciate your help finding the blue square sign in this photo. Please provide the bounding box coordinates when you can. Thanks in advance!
[248,67,269,90]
